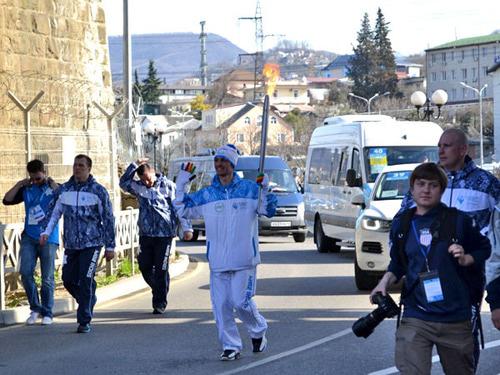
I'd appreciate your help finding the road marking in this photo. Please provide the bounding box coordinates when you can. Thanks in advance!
[368,339,500,375]
[216,328,352,375]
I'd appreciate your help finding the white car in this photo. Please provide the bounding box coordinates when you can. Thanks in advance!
[353,164,419,290]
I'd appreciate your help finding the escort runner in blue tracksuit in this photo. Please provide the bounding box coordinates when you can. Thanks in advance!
[40,154,115,333]
[174,144,277,361]
[120,158,188,314]
[398,129,500,371]
[3,159,60,326]
[486,203,500,330]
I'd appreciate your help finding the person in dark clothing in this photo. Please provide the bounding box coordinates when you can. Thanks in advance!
[120,158,190,314]
[371,163,491,375]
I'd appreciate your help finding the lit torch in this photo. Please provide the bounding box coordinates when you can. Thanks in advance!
[258,63,280,176]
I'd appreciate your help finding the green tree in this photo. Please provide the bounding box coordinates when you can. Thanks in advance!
[133,69,143,107]
[141,60,162,104]
[347,13,377,99]
[373,8,398,96]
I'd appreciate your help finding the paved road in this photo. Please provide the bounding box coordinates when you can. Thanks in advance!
[1,237,500,374]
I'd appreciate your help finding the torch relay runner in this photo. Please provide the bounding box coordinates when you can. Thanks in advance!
[174,144,277,361]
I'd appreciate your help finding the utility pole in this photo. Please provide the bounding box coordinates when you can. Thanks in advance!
[199,21,208,86]
[123,0,132,129]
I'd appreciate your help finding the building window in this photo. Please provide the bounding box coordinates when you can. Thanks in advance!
[277,133,286,143]
[451,70,456,80]
[472,67,477,81]
[484,87,487,96]
[441,52,446,62]
[257,115,262,125]
[483,66,488,77]
[431,54,436,63]
[431,72,437,82]
[244,116,250,124]
[441,71,447,81]
[461,68,467,79]
[451,51,455,61]
[270,116,277,124]
[273,90,278,98]
[473,48,478,60]
[169,135,175,142]
[452,88,457,100]
[462,88,467,99]
[483,47,488,57]
[236,133,245,142]
[293,89,299,98]
[461,50,465,60]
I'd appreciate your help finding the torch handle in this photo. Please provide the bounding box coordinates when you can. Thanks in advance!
[258,95,270,175]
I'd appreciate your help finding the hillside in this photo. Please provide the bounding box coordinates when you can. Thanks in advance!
[108,33,246,84]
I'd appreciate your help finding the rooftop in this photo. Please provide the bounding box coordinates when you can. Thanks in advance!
[427,33,500,51]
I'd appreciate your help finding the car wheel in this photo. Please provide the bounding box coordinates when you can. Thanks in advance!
[314,218,340,253]
[354,257,379,291]
[293,232,306,243]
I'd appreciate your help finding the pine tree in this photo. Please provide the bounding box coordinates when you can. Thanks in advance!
[133,69,143,107]
[141,60,162,104]
[347,13,377,99]
[373,8,398,96]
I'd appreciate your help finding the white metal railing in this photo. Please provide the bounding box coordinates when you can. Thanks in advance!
[0,208,144,310]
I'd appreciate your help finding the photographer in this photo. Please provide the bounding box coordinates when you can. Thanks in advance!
[371,163,491,375]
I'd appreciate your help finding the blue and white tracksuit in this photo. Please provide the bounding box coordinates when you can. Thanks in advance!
[399,156,500,370]
[486,204,500,313]
[42,175,116,325]
[119,162,187,309]
[175,173,277,351]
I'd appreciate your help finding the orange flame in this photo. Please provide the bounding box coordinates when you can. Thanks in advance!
[263,63,280,96]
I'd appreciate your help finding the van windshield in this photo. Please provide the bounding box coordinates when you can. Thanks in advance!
[363,146,438,183]
[237,169,298,193]
[374,171,412,200]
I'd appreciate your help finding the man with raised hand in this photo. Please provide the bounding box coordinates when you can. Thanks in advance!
[174,144,277,361]
[40,154,115,334]
[120,158,189,315]
[3,159,59,326]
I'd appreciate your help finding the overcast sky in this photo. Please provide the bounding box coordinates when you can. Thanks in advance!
[102,0,500,56]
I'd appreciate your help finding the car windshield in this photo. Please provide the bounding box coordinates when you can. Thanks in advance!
[237,169,298,193]
[364,146,438,183]
[374,170,412,200]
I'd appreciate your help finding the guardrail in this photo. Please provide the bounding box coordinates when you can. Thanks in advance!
[0,207,146,310]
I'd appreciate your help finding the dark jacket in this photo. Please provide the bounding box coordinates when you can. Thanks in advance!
[388,203,491,322]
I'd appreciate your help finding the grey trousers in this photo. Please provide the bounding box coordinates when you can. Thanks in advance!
[395,317,474,375]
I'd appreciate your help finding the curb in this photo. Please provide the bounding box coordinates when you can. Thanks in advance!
[0,253,190,326]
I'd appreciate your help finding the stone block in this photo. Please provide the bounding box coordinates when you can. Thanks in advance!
[31,13,50,35]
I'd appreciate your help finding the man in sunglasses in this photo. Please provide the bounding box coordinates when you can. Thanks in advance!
[174,144,277,361]
[3,159,59,326]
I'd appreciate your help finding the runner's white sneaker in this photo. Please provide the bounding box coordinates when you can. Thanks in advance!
[41,316,53,325]
[26,311,39,325]
[220,350,241,361]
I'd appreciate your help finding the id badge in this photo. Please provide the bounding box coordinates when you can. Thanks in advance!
[419,270,444,303]
[28,205,45,225]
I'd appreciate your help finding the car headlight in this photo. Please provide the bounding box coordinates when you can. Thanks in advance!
[361,216,392,232]
[297,201,305,219]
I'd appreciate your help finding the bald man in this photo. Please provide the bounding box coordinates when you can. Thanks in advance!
[399,128,500,372]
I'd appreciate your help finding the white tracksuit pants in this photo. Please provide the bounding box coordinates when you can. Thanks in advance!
[210,267,267,351]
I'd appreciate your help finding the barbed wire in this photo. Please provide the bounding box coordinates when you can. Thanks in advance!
[0,70,117,120]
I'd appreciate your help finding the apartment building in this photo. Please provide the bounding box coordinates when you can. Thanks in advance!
[426,33,500,103]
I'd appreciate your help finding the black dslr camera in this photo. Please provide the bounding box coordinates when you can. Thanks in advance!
[352,292,400,338]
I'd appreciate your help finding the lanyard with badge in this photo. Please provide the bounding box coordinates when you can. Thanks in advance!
[411,221,444,303]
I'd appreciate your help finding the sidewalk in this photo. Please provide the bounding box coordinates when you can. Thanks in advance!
[0,253,190,326]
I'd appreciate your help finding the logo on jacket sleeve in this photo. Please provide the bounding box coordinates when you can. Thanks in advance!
[215,202,224,213]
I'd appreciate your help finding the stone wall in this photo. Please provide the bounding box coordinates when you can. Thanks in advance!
[0,0,118,223]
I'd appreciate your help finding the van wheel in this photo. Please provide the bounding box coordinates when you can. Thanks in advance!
[354,258,379,291]
[293,232,306,243]
[314,218,340,253]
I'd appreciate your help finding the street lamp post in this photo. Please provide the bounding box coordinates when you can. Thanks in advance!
[348,92,390,114]
[460,82,488,168]
[142,119,168,170]
[410,89,448,121]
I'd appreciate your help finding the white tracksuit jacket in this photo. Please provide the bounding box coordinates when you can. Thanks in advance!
[174,173,277,271]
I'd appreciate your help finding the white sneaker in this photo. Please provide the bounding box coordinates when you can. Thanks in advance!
[26,311,40,325]
[41,316,53,325]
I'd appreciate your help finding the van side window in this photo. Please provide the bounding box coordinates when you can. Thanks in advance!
[336,148,349,186]
[352,148,361,179]
[330,149,341,184]
[308,147,332,185]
